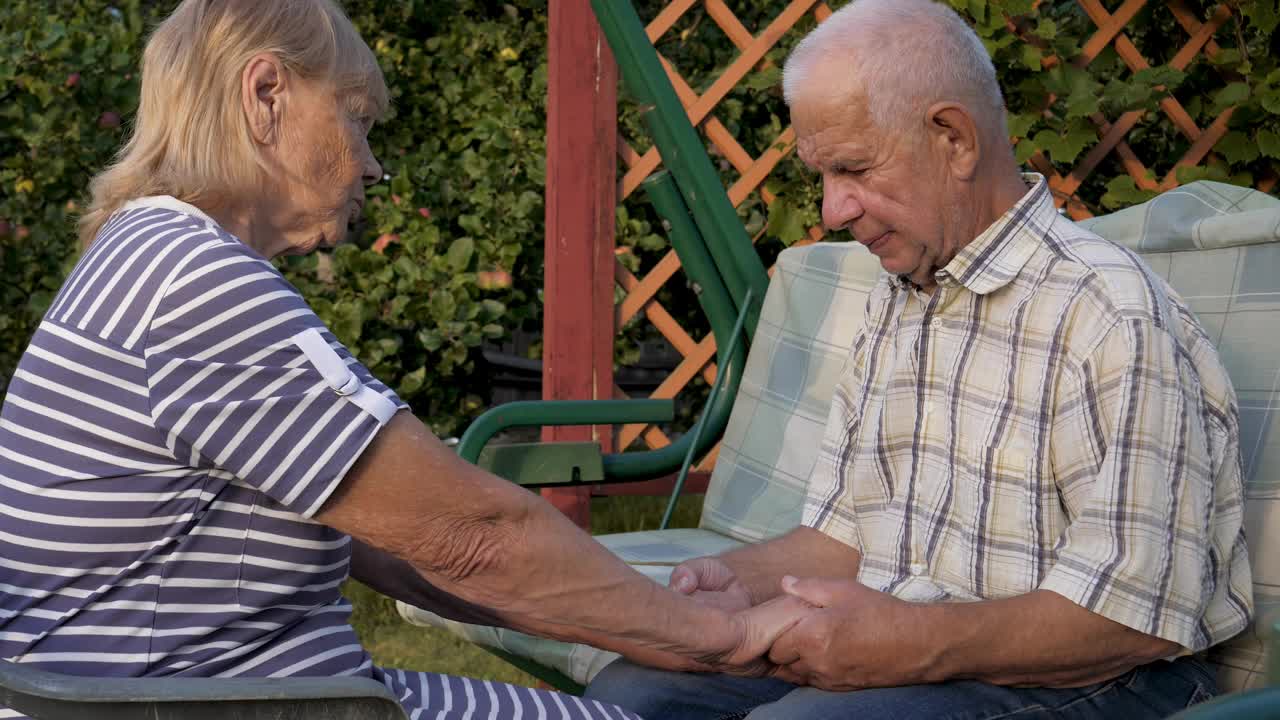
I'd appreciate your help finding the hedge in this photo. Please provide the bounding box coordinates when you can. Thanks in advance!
[1,0,1276,435]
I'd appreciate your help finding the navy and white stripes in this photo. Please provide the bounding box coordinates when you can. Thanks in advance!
[0,197,639,719]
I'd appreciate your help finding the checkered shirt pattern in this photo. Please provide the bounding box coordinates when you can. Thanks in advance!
[803,175,1253,652]
[1078,181,1280,690]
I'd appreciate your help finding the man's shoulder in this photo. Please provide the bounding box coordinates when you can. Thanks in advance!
[1038,216,1178,328]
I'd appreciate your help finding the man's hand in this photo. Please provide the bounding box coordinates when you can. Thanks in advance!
[669,556,754,612]
[767,576,939,690]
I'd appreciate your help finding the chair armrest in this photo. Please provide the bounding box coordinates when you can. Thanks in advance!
[456,399,674,464]
[476,442,605,487]
[0,660,406,720]
[1166,688,1280,719]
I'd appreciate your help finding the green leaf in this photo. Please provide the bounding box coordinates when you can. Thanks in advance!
[445,237,475,272]
[390,170,411,198]
[1216,131,1260,165]
[428,289,458,323]
[766,197,808,246]
[1007,112,1037,139]
[1259,130,1280,160]
[1260,89,1280,116]
[1244,1,1280,36]
[1021,45,1043,71]
[1063,88,1099,119]
[741,66,781,92]
[1212,82,1251,113]
[1207,48,1242,68]
[1032,125,1095,165]
[966,0,987,23]
[1013,138,1038,164]
[398,366,426,396]
[1131,66,1186,91]
[1175,164,1229,184]
[416,329,443,352]
[1100,176,1158,210]
[332,301,364,344]
[996,0,1036,14]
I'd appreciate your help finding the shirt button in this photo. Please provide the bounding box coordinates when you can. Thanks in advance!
[930,319,942,330]
[909,562,926,576]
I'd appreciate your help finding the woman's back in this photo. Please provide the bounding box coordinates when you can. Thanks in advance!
[0,199,394,680]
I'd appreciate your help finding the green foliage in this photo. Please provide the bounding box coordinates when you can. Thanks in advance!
[0,0,154,396]
[279,0,553,435]
[0,0,552,435]
[938,0,1280,211]
[2,0,1278,434]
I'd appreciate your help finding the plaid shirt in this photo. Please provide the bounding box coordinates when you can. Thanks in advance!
[803,175,1253,651]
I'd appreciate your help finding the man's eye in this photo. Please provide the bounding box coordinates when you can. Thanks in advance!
[833,165,864,177]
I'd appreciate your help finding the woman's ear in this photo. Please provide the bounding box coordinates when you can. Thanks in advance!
[242,53,286,146]
[924,102,981,181]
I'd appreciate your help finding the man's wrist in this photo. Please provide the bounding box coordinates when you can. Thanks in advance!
[909,601,970,684]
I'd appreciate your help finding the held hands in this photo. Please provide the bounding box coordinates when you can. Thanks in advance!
[767,576,938,691]
[668,556,938,689]
[665,556,810,676]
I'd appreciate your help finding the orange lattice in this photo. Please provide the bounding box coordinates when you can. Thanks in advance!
[611,0,1277,465]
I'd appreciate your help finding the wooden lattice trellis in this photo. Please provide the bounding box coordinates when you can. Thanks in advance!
[603,0,1277,472]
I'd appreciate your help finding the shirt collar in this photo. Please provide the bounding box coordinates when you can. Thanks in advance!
[121,195,222,229]
[892,173,1055,296]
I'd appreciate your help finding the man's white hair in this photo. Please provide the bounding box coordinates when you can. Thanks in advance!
[783,0,1007,139]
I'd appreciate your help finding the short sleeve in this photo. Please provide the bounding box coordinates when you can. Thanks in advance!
[143,239,407,518]
[801,332,868,551]
[1038,316,1250,651]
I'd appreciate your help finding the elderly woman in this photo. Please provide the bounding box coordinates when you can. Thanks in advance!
[0,1,804,718]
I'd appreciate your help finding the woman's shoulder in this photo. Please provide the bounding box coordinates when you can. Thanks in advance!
[58,197,308,351]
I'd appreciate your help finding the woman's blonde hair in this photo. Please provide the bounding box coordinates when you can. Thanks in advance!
[79,0,389,246]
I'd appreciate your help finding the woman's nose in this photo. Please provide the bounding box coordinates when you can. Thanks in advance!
[362,151,382,188]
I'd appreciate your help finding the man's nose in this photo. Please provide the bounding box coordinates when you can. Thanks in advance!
[821,178,863,232]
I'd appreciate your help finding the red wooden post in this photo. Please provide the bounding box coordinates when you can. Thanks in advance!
[543,0,617,528]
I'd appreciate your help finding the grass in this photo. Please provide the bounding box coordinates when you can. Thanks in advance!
[346,493,705,686]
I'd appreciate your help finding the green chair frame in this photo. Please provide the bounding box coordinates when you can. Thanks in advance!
[0,659,407,719]
[445,0,778,692]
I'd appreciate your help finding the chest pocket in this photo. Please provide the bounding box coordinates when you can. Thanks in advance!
[936,440,1039,598]
[236,494,351,611]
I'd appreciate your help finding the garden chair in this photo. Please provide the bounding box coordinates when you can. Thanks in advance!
[404,182,1280,719]
[398,3,1280,718]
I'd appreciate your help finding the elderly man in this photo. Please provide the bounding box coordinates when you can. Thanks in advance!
[584,0,1252,718]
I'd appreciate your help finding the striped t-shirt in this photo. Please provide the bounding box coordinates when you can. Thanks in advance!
[0,197,641,719]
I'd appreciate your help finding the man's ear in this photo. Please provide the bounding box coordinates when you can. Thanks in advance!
[242,53,286,146]
[924,102,981,181]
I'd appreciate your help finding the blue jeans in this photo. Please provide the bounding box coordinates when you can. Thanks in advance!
[584,655,1217,720]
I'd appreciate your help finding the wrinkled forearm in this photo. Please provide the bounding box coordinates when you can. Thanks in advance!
[400,486,729,670]
[316,413,737,671]
[922,589,1182,687]
[347,538,503,627]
